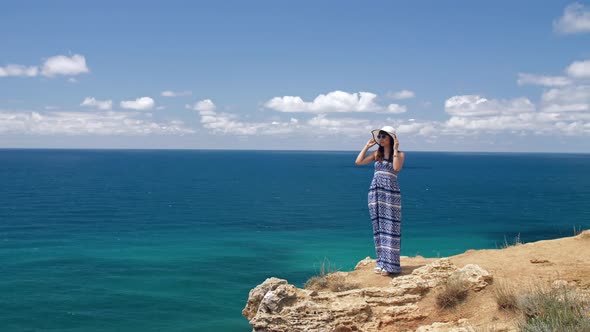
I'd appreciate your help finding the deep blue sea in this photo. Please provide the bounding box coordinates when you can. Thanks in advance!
[1,149,589,331]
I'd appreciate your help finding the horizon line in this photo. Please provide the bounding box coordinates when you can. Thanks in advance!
[0,147,588,155]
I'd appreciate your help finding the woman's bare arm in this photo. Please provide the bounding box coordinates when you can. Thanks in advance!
[393,151,405,171]
[355,139,377,165]
[392,134,405,171]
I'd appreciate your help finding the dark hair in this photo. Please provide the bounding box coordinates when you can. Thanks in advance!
[376,131,394,163]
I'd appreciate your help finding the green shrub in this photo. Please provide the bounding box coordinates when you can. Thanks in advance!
[518,286,590,331]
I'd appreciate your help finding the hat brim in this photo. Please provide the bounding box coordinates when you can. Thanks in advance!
[371,129,395,146]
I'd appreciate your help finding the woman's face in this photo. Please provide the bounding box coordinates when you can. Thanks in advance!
[378,132,391,145]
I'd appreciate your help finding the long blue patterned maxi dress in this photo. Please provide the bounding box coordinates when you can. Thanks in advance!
[368,158,402,273]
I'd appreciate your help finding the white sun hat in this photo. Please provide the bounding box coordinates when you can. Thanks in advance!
[371,126,396,145]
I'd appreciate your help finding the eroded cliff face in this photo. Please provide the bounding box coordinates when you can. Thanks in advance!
[243,230,590,332]
[242,258,493,331]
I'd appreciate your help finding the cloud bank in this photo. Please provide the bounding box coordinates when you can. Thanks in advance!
[0,54,89,78]
[0,110,193,135]
[264,90,407,114]
[554,2,590,34]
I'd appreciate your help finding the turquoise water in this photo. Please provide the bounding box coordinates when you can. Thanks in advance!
[1,149,589,331]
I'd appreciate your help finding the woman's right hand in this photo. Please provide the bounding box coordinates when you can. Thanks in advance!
[366,139,377,148]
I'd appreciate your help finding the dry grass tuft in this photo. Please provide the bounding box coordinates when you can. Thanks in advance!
[493,281,519,311]
[305,274,359,292]
[499,233,522,249]
[435,276,469,309]
[304,275,328,290]
[304,258,359,292]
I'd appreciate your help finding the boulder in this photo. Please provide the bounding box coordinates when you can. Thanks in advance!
[450,264,493,291]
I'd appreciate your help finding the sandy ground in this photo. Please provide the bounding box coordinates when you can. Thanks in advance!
[343,230,590,331]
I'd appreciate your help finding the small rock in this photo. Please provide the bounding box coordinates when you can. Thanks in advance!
[242,277,288,319]
[354,257,374,270]
[259,284,298,314]
[450,264,493,291]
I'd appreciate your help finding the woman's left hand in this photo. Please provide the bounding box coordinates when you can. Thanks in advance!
[393,134,399,150]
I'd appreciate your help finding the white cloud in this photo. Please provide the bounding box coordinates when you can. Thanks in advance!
[554,2,590,34]
[120,97,155,110]
[306,115,440,137]
[264,90,407,114]
[187,99,334,136]
[566,59,590,78]
[440,91,590,136]
[161,90,192,97]
[517,73,572,87]
[1,54,89,79]
[191,102,423,138]
[405,111,588,137]
[307,114,373,136]
[388,89,415,100]
[192,100,297,135]
[396,122,435,135]
[444,113,538,132]
[192,99,590,138]
[554,121,590,135]
[204,111,291,135]
[541,85,590,112]
[442,110,590,136]
[518,59,590,115]
[41,54,89,77]
[0,64,38,77]
[445,95,535,117]
[80,97,113,111]
[186,99,216,113]
[517,59,590,87]
[189,91,590,139]
[0,110,193,135]
[387,104,407,114]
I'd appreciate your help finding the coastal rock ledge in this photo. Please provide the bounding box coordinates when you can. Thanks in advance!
[242,258,490,332]
[242,230,590,332]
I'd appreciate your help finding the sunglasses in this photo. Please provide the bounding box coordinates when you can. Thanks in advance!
[377,134,389,139]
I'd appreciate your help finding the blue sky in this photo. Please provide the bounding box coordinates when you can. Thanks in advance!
[1,1,589,152]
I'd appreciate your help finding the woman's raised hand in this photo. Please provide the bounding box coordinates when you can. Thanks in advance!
[393,134,399,150]
[366,138,377,148]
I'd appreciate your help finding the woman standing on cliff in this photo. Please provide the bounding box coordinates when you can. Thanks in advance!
[355,126,405,276]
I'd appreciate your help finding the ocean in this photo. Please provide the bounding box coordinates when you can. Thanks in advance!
[1,149,589,331]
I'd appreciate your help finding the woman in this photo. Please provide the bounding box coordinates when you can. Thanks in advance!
[355,126,405,276]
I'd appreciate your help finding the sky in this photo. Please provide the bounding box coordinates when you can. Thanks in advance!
[1,0,589,152]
